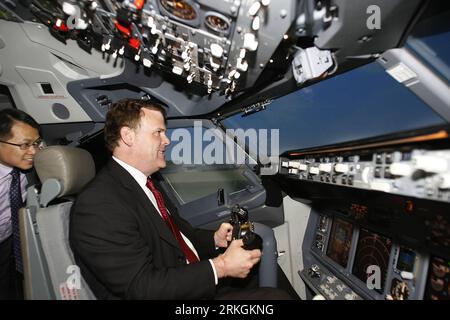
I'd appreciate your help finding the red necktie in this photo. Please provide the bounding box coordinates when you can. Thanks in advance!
[146,178,199,264]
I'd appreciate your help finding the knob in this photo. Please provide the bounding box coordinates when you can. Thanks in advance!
[62,2,77,15]
[236,58,248,72]
[187,73,195,83]
[439,173,450,189]
[134,49,141,61]
[308,264,321,278]
[143,58,152,68]
[413,155,448,173]
[370,181,392,193]
[344,293,354,300]
[210,57,221,70]
[298,164,308,171]
[389,162,413,176]
[239,48,247,59]
[288,161,301,169]
[151,39,160,54]
[252,16,260,31]
[319,163,332,173]
[315,241,323,250]
[103,39,111,51]
[243,33,259,51]
[172,66,183,75]
[210,43,224,58]
[248,2,261,16]
[147,16,155,28]
[400,271,414,280]
[181,47,190,60]
[334,163,349,173]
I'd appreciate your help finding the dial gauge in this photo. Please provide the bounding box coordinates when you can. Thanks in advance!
[352,229,392,292]
[390,279,410,300]
[204,12,230,34]
[160,0,197,20]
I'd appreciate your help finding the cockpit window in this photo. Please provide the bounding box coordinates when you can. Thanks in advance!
[161,126,253,204]
[407,24,450,83]
[222,61,445,157]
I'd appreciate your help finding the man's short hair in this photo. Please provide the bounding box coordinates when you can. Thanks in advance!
[0,108,40,140]
[104,98,167,152]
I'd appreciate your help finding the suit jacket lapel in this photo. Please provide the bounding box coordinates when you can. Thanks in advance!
[105,159,181,250]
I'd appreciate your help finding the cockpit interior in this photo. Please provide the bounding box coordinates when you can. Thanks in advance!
[0,0,449,300]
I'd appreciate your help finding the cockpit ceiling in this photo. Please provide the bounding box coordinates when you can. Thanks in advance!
[0,0,431,123]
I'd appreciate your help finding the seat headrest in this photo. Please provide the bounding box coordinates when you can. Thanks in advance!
[34,146,95,197]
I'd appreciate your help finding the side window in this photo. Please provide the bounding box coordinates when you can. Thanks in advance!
[160,126,257,205]
[407,15,450,84]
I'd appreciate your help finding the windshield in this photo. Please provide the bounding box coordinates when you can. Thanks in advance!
[222,11,450,158]
[222,59,446,158]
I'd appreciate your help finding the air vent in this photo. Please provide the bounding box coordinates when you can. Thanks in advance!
[40,83,54,95]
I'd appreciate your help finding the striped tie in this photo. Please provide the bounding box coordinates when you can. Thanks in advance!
[9,168,24,274]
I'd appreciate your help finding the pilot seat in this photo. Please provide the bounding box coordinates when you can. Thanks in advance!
[18,145,279,299]
[19,146,96,300]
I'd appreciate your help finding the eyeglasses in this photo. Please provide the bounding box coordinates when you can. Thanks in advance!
[0,138,45,150]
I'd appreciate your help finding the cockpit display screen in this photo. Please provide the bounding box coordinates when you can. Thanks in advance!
[352,229,392,292]
[424,256,450,300]
[326,218,354,268]
[396,247,416,273]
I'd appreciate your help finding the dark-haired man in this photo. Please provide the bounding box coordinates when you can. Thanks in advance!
[70,99,289,299]
[0,108,43,299]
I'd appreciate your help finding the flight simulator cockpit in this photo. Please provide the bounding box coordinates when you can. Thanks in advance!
[0,0,449,300]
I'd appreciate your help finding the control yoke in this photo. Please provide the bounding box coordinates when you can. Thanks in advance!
[229,204,262,250]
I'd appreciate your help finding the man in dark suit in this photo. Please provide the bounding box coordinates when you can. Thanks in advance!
[69,99,274,299]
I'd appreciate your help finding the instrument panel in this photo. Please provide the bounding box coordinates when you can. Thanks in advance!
[24,0,296,96]
[425,256,450,300]
[159,0,199,22]
[278,127,450,300]
[301,211,449,300]
[280,129,450,204]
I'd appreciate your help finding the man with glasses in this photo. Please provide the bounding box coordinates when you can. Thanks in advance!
[0,108,42,299]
